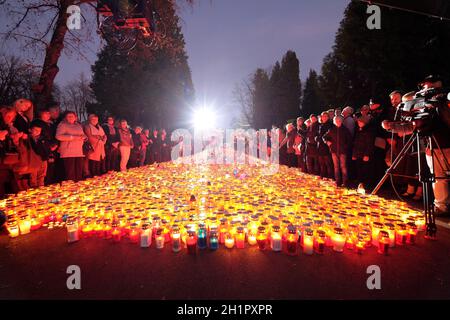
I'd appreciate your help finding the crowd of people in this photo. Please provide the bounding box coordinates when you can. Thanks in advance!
[0,76,448,215]
[0,100,173,198]
[278,75,450,216]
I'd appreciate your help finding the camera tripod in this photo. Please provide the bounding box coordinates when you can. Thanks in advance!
[372,130,450,239]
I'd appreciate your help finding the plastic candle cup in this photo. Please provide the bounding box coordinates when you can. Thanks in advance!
[171,225,182,252]
[355,236,366,255]
[197,224,207,249]
[248,233,257,246]
[314,230,326,255]
[285,225,298,256]
[302,229,314,255]
[155,228,165,249]
[377,230,390,255]
[187,230,197,254]
[18,215,31,235]
[395,223,408,246]
[407,222,418,245]
[219,219,228,244]
[332,227,345,253]
[209,230,219,250]
[30,216,42,231]
[225,233,235,249]
[256,226,267,250]
[7,220,20,238]
[270,225,282,252]
[140,224,151,248]
[235,227,245,249]
[66,219,79,243]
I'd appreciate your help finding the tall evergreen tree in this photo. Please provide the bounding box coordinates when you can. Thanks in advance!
[269,61,282,126]
[90,0,194,129]
[301,69,322,118]
[279,50,302,122]
[319,1,450,108]
[251,68,272,129]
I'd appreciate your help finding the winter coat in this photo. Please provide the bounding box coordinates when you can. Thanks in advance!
[55,121,86,158]
[84,123,107,161]
[305,122,319,156]
[317,121,333,156]
[323,125,352,155]
[119,128,134,148]
[102,124,120,147]
[352,125,376,159]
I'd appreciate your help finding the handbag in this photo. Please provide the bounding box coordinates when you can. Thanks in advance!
[83,140,94,155]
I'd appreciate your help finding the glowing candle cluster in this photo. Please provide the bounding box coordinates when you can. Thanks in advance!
[0,162,425,257]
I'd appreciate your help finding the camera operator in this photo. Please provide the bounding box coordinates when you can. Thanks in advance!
[382,75,450,215]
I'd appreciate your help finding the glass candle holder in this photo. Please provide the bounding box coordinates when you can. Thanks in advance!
[247,231,257,246]
[129,223,139,244]
[155,228,165,249]
[257,226,267,250]
[371,222,383,246]
[18,215,31,235]
[225,233,235,249]
[332,227,346,253]
[314,230,326,254]
[235,227,245,249]
[209,230,219,250]
[111,221,122,242]
[286,225,298,256]
[140,224,151,248]
[197,224,207,249]
[302,228,314,255]
[66,218,79,243]
[355,235,366,255]
[377,230,390,255]
[219,218,228,244]
[171,225,182,252]
[270,225,282,252]
[407,222,418,245]
[395,223,408,246]
[187,230,197,254]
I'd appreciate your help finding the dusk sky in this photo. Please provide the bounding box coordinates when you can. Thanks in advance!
[3,0,350,122]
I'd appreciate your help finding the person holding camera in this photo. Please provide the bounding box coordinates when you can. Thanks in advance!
[382,75,450,215]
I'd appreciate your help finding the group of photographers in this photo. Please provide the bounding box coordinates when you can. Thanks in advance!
[381,75,450,216]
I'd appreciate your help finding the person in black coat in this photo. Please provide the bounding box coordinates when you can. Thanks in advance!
[352,115,376,191]
[296,117,307,172]
[102,116,121,172]
[30,109,59,185]
[317,112,334,179]
[323,115,352,187]
[149,128,161,164]
[305,114,320,175]
[13,99,33,134]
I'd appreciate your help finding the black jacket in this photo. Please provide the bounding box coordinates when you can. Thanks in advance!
[13,113,30,134]
[352,125,376,159]
[102,124,120,146]
[317,121,333,156]
[305,122,319,156]
[323,125,352,155]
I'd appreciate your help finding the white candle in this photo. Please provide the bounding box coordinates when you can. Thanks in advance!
[140,231,151,248]
[248,235,257,245]
[225,237,235,249]
[271,234,282,252]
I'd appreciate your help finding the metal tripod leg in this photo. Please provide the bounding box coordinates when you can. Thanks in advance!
[421,136,437,239]
[371,134,416,195]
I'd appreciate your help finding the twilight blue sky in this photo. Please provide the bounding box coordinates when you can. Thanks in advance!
[2,0,350,121]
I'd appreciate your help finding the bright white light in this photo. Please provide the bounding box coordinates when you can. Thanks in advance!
[192,107,217,131]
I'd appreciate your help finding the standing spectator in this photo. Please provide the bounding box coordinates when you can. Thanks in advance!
[296,117,307,172]
[84,114,107,177]
[352,115,376,192]
[0,107,19,197]
[334,108,342,118]
[102,116,120,172]
[48,102,64,183]
[360,105,373,121]
[13,99,33,134]
[130,126,143,167]
[31,109,58,185]
[143,129,152,165]
[342,106,356,138]
[28,122,52,188]
[327,109,335,121]
[118,119,134,171]
[149,128,161,164]
[323,116,352,187]
[139,127,150,166]
[305,114,320,175]
[160,129,171,163]
[317,112,334,179]
[56,111,86,182]
[280,123,298,168]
